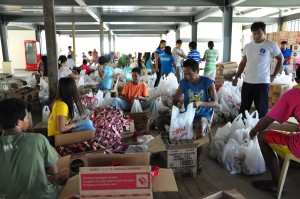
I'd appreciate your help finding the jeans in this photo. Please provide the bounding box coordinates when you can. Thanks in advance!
[112,97,157,113]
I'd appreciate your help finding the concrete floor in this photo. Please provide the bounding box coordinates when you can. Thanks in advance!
[2,69,300,199]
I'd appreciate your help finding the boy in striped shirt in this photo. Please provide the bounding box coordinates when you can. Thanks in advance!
[187,41,201,64]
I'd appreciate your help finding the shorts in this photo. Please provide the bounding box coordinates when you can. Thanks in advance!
[265,130,294,159]
[193,116,210,135]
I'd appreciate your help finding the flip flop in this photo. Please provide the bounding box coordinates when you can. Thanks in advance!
[252,180,286,193]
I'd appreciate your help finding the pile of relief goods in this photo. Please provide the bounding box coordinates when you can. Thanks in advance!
[210,110,266,175]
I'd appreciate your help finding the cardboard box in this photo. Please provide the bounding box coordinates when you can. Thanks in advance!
[128,112,152,131]
[6,87,39,102]
[203,189,247,199]
[58,153,178,199]
[292,45,300,53]
[148,134,209,178]
[274,31,288,39]
[217,62,238,76]
[80,166,153,199]
[267,32,274,40]
[288,31,300,39]
[269,83,289,97]
[55,155,71,185]
[54,130,106,176]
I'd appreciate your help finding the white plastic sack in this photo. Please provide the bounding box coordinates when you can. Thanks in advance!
[156,97,169,113]
[229,113,245,133]
[157,73,179,96]
[42,106,50,123]
[222,138,247,174]
[95,90,104,107]
[103,92,113,106]
[169,103,195,140]
[78,76,85,87]
[242,137,266,175]
[244,110,259,129]
[130,99,143,113]
[26,76,37,88]
[210,122,231,160]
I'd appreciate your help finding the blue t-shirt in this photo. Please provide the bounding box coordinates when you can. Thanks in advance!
[124,67,133,82]
[160,53,175,73]
[180,76,214,120]
[281,48,291,66]
[100,66,114,89]
[187,50,201,63]
[154,48,165,64]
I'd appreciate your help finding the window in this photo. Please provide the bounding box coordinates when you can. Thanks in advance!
[266,24,278,33]
[287,20,300,31]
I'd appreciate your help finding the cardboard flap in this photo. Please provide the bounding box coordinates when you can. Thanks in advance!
[152,168,178,192]
[57,155,71,171]
[86,153,150,167]
[193,136,209,147]
[55,130,94,147]
[147,134,167,153]
[168,143,199,150]
[58,175,79,199]
[203,189,247,199]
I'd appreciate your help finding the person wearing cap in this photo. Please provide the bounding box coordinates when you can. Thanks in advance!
[249,66,300,194]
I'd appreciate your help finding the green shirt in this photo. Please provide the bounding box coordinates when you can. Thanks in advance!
[203,49,219,73]
[118,55,129,65]
[0,133,60,199]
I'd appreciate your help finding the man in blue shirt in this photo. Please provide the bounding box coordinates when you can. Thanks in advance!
[173,59,218,171]
[280,41,291,75]
[187,41,201,63]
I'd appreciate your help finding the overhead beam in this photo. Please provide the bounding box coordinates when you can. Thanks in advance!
[58,30,108,35]
[282,13,300,22]
[0,0,78,6]
[116,34,161,37]
[101,16,191,23]
[5,16,96,23]
[227,0,246,6]
[238,0,300,7]
[109,24,177,30]
[7,23,36,30]
[84,0,223,6]
[114,31,168,35]
[201,17,280,23]
[193,8,220,22]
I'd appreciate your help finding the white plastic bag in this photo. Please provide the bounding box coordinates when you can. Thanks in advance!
[95,90,104,107]
[169,103,195,140]
[229,113,245,133]
[103,92,113,106]
[156,97,169,113]
[130,99,143,113]
[244,110,259,129]
[222,138,247,174]
[242,137,266,175]
[78,76,85,87]
[42,106,50,123]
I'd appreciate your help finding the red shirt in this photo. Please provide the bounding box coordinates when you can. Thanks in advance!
[81,64,91,74]
[268,85,300,158]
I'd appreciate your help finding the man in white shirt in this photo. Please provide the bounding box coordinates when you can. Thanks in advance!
[172,39,186,82]
[232,22,283,118]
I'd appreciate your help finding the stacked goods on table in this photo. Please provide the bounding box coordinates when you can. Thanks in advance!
[89,106,130,153]
[268,83,289,108]
[56,140,104,156]
[216,62,238,79]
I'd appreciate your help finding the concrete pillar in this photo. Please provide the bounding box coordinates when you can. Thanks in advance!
[42,0,58,102]
[113,34,116,52]
[175,29,180,42]
[108,30,112,54]
[100,21,104,56]
[191,22,198,42]
[72,22,76,62]
[222,6,233,62]
[0,19,9,61]
[35,25,42,55]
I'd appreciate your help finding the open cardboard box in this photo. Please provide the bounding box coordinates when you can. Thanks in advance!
[54,130,106,176]
[147,133,209,178]
[58,153,178,199]
[203,189,247,199]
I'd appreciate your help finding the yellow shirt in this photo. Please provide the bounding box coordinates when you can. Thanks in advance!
[48,100,70,137]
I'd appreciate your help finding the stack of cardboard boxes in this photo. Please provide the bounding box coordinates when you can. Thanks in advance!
[267,31,300,73]
[268,83,290,108]
[215,62,237,91]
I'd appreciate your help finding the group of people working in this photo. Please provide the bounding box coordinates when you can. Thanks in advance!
[0,21,300,198]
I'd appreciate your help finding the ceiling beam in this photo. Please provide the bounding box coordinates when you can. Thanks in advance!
[227,0,246,6]
[5,16,96,23]
[109,24,176,30]
[238,0,300,7]
[193,8,220,22]
[114,31,168,35]
[83,0,223,7]
[117,34,161,37]
[102,16,191,23]
[0,0,78,6]
[8,23,36,30]
[282,13,300,22]
[58,30,108,35]
[200,17,280,23]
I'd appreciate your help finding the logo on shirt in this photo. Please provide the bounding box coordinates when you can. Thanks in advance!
[188,89,203,113]
[259,48,266,54]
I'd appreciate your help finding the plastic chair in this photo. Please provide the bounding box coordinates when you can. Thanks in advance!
[277,154,300,199]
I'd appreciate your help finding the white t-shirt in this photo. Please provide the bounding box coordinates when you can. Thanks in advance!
[172,47,185,66]
[243,39,281,84]
[58,66,72,79]
[67,59,76,69]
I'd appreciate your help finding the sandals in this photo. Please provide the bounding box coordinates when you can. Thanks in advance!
[252,180,286,193]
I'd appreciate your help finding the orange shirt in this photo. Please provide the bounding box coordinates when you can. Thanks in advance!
[122,81,149,101]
